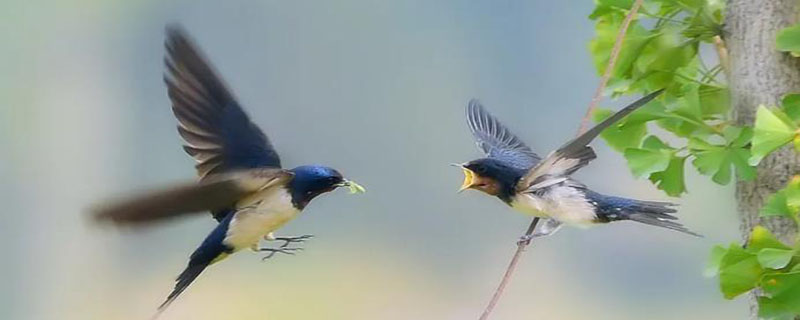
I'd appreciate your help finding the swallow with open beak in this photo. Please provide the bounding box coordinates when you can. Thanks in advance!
[455,90,700,241]
[92,26,365,316]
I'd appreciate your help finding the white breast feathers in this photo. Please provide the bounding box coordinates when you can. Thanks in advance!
[224,186,300,251]
[511,185,597,227]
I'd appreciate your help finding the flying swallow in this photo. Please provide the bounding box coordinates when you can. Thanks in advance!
[93,26,365,316]
[455,90,700,241]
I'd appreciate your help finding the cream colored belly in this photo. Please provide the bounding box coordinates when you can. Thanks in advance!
[510,187,597,227]
[224,188,300,251]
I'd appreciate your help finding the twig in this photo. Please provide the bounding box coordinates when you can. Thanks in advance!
[712,35,730,79]
[477,1,644,319]
[579,0,645,134]
[478,218,539,320]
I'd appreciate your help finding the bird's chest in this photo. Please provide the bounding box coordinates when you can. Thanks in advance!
[224,187,300,250]
[510,186,597,226]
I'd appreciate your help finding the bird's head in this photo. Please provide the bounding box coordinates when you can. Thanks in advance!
[289,165,365,209]
[453,158,521,197]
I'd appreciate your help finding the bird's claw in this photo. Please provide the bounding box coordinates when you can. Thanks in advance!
[259,234,313,260]
[274,234,314,247]
[517,234,534,246]
[260,247,304,261]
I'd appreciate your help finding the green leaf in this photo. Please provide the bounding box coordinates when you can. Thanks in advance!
[649,155,687,196]
[776,24,800,57]
[625,148,673,177]
[730,148,757,181]
[718,244,764,299]
[781,93,800,122]
[593,108,647,152]
[750,105,798,165]
[706,245,728,277]
[589,0,634,19]
[758,296,798,320]
[698,84,729,116]
[641,135,670,150]
[761,272,800,314]
[683,10,720,41]
[760,177,800,219]
[678,83,704,119]
[748,226,792,252]
[624,135,675,179]
[653,94,719,138]
[656,117,703,138]
[786,178,800,213]
[639,43,698,91]
[727,126,754,147]
[590,17,655,87]
[689,133,756,185]
[758,248,796,269]
[596,0,633,10]
[762,191,792,218]
[691,146,731,184]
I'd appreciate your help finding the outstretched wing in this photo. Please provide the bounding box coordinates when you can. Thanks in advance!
[466,99,541,169]
[92,168,293,226]
[516,89,664,192]
[164,25,282,179]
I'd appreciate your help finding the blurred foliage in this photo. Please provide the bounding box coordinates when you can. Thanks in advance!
[708,223,800,319]
[589,0,732,197]
[777,24,800,57]
[589,0,800,318]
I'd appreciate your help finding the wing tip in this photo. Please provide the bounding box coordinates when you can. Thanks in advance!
[467,98,481,108]
[165,23,188,42]
[466,98,481,118]
[634,88,666,107]
[88,201,120,225]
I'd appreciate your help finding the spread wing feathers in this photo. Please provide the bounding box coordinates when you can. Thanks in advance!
[467,99,541,169]
[92,168,293,226]
[164,25,282,179]
[516,89,664,192]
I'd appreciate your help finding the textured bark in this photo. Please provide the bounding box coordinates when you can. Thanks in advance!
[725,0,800,318]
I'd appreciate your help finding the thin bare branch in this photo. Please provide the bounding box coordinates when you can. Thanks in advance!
[477,1,644,319]
[579,0,645,134]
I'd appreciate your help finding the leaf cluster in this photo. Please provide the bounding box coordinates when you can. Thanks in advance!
[590,0,737,196]
[708,224,800,319]
[589,1,800,317]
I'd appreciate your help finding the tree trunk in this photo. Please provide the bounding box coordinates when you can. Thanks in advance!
[725,0,800,318]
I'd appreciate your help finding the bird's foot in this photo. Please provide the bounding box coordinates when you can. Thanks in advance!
[273,234,314,247]
[532,219,563,238]
[260,247,304,261]
[517,219,564,245]
[517,234,534,246]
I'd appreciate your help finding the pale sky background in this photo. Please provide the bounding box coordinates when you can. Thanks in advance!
[1,1,747,319]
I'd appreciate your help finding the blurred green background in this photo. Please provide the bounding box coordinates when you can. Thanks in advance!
[1,1,748,319]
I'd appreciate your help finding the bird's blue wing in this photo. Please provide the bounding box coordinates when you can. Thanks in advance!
[466,100,541,170]
[164,26,281,179]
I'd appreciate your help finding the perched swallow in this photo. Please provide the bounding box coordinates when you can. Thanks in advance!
[456,90,700,240]
[93,26,365,316]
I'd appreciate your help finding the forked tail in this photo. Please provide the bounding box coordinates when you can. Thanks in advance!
[587,191,702,237]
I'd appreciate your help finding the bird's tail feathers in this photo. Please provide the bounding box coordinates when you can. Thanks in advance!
[624,200,701,237]
[151,262,209,320]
